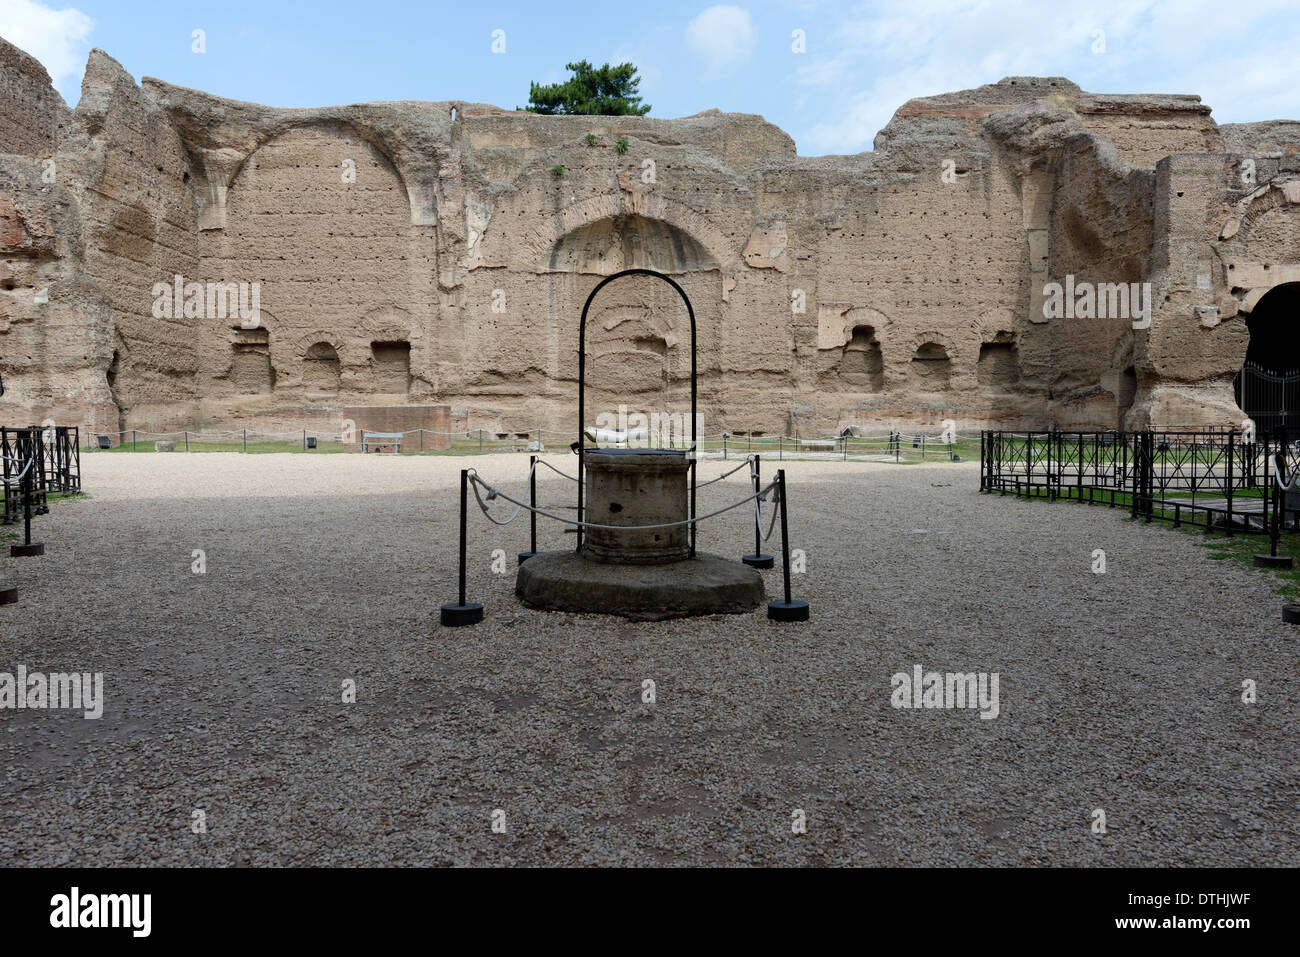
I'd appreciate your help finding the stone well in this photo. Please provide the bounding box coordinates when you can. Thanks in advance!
[581,449,690,564]
[515,448,764,620]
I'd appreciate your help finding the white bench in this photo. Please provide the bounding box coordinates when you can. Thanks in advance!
[362,431,403,453]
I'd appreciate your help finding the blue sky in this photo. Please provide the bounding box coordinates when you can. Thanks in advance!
[2,0,1298,156]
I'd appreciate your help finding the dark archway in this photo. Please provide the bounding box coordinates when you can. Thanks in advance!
[1235,282,1300,429]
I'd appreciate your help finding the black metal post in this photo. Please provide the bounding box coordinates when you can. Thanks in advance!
[1274,480,1282,555]
[1144,432,1155,523]
[441,468,484,626]
[1225,428,1235,536]
[519,455,541,564]
[1255,432,1294,568]
[23,468,31,543]
[743,454,773,569]
[1078,433,1084,495]
[767,469,809,621]
[1262,452,1271,537]
[1043,432,1050,495]
[11,459,44,557]
[1130,433,1139,519]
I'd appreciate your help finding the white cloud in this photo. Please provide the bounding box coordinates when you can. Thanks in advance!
[790,0,1300,156]
[0,0,93,101]
[685,4,755,69]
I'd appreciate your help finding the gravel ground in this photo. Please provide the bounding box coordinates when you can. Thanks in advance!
[0,451,1295,866]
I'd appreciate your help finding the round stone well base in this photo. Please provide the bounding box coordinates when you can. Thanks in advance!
[516,551,764,621]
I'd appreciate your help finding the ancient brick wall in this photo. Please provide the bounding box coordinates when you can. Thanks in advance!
[67,50,202,432]
[339,404,450,451]
[0,39,68,157]
[0,39,113,431]
[197,124,437,414]
[4,36,1298,435]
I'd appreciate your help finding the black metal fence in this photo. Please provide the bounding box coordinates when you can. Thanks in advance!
[980,427,1300,535]
[2,425,81,524]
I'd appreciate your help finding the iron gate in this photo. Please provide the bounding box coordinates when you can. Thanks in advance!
[1236,361,1300,431]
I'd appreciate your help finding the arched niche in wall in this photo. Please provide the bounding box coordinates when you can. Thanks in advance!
[302,341,342,393]
[202,125,418,389]
[908,339,953,390]
[545,214,719,275]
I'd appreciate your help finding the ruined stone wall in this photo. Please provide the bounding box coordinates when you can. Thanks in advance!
[1039,133,1154,429]
[0,158,115,429]
[785,142,1032,434]
[3,36,1295,436]
[1131,140,1300,427]
[1074,95,1223,168]
[66,50,202,432]
[0,39,69,157]
[0,38,114,430]
[196,123,437,424]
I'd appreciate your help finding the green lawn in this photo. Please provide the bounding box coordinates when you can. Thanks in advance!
[87,434,977,462]
[97,439,346,454]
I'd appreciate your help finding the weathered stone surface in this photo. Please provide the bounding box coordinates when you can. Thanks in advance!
[0,40,68,156]
[154,439,174,451]
[2,38,1299,433]
[516,550,764,620]
[581,448,691,564]
[339,404,450,451]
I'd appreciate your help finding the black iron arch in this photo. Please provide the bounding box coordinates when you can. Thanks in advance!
[576,268,697,555]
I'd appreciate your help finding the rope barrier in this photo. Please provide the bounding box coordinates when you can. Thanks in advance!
[0,455,35,485]
[468,459,540,526]
[755,482,781,542]
[535,459,580,482]
[696,456,756,487]
[1273,454,1299,491]
[467,469,778,532]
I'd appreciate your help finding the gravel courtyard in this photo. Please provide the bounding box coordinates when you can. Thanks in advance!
[0,452,1295,866]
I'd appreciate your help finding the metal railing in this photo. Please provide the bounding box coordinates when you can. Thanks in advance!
[980,427,1298,535]
[2,426,80,525]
